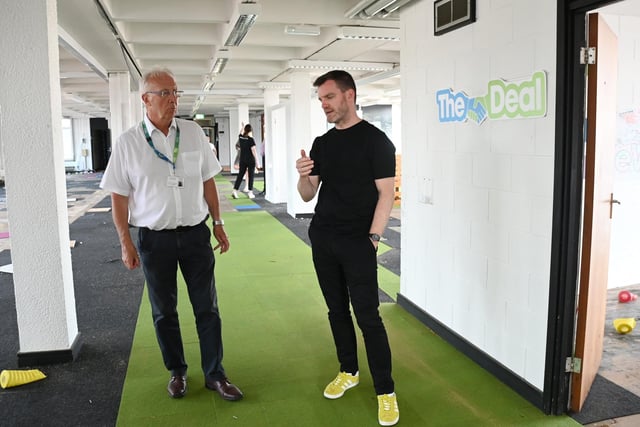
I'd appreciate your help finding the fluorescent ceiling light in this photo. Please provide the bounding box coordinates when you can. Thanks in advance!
[345,0,415,19]
[355,66,401,85]
[211,58,228,75]
[225,2,261,46]
[288,59,394,72]
[209,49,231,75]
[284,24,321,36]
[337,26,399,41]
[258,82,291,90]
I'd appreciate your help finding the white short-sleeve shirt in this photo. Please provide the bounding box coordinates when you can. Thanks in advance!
[100,116,222,230]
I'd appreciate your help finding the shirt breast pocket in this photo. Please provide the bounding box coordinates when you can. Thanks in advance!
[180,151,201,177]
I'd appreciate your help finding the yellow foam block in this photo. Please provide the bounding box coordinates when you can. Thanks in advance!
[613,318,637,335]
[0,369,46,389]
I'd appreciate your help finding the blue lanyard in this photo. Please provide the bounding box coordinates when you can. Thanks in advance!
[141,121,180,171]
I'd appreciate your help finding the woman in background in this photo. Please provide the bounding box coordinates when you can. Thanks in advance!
[232,124,259,199]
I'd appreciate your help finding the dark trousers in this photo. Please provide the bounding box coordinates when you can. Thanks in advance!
[308,226,394,395]
[233,162,255,191]
[137,221,225,381]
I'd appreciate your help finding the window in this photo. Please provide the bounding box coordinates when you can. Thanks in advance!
[62,118,74,161]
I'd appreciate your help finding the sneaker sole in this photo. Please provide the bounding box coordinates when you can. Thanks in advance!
[379,416,399,427]
[323,381,359,399]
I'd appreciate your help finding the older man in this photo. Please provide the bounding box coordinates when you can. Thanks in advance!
[100,67,242,402]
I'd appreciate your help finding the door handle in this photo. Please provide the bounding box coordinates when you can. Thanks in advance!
[610,193,621,219]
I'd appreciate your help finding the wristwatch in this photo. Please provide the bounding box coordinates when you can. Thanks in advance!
[369,233,381,242]
[214,219,225,226]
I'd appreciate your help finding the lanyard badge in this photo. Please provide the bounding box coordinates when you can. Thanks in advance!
[142,121,184,188]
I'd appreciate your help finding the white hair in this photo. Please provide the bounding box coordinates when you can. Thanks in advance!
[140,66,175,94]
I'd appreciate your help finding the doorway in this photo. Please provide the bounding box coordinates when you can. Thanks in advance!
[590,0,640,402]
[552,0,640,416]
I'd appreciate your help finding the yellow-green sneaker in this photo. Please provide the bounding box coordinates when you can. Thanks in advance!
[377,392,399,426]
[323,371,359,399]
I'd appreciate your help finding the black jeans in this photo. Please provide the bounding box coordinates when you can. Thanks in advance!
[233,162,255,191]
[308,226,394,395]
[137,220,226,381]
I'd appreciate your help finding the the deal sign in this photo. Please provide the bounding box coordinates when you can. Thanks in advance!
[436,71,547,125]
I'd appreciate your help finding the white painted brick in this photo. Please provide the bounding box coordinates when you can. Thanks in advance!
[513,0,555,40]
[503,304,527,375]
[427,60,455,94]
[484,299,507,361]
[523,302,549,389]
[472,153,512,191]
[528,272,550,316]
[530,195,553,237]
[487,4,514,48]
[511,155,554,197]
[453,248,488,288]
[488,189,531,232]
[454,54,492,95]
[454,183,489,222]
[509,230,551,276]
[534,117,555,157]
[454,153,473,185]
[455,121,492,153]
[490,40,535,81]
[428,120,456,153]
[470,219,509,262]
[433,176,455,213]
[442,213,471,250]
[489,119,535,155]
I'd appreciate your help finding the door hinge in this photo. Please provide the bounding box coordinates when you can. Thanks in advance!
[580,47,596,65]
[566,357,582,373]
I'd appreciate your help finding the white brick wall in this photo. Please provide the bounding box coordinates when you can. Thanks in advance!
[400,0,556,389]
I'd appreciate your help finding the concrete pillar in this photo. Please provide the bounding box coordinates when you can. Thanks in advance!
[228,108,239,174]
[130,90,143,128]
[263,89,280,202]
[238,103,249,128]
[392,102,402,153]
[108,72,131,145]
[0,0,81,365]
[287,72,315,217]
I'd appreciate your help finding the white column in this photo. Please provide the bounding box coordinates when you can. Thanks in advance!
[392,102,402,154]
[228,108,239,174]
[108,72,131,145]
[0,0,80,364]
[263,89,280,202]
[130,90,143,128]
[287,72,315,217]
[238,103,249,127]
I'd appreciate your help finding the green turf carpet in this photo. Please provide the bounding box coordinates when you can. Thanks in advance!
[116,210,579,427]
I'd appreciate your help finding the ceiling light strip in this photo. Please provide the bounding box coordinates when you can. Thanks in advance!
[288,60,394,72]
[224,2,261,47]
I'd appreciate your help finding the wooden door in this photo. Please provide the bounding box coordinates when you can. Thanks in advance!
[571,12,618,412]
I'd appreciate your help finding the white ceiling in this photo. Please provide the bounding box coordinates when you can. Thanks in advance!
[56,0,410,119]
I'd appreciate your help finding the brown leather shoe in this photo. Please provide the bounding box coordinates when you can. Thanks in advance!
[167,375,187,398]
[205,377,243,401]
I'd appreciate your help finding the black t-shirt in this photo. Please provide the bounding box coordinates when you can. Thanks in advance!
[238,136,256,165]
[309,120,395,236]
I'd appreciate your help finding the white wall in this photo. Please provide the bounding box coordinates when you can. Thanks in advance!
[604,14,640,289]
[400,0,556,390]
[216,117,231,168]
